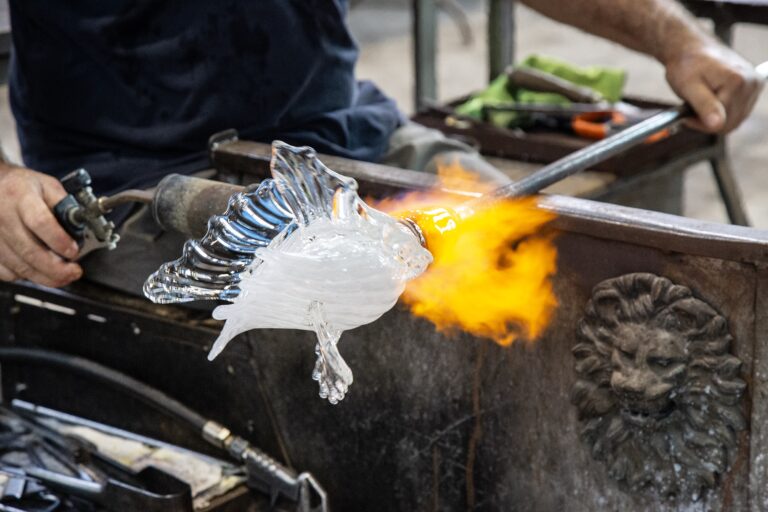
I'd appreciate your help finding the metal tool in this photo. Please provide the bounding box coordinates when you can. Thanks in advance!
[0,403,193,511]
[507,67,606,104]
[0,465,193,512]
[52,169,153,259]
[52,169,119,258]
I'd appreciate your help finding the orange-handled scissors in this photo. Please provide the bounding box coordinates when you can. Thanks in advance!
[572,110,671,142]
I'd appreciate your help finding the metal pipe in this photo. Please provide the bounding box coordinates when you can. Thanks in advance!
[98,189,154,212]
[413,0,438,109]
[151,174,244,238]
[485,105,691,200]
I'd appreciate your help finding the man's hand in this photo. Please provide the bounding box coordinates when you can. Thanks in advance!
[0,164,82,287]
[664,42,764,133]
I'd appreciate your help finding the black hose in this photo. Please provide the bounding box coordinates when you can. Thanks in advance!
[0,347,208,432]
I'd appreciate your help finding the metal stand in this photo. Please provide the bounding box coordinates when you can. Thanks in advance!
[709,20,750,225]
[413,0,438,110]
[413,0,518,109]
[711,138,750,226]
[680,0,759,225]
[488,0,516,81]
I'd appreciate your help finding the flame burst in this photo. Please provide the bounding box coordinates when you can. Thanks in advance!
[373,160,558,346]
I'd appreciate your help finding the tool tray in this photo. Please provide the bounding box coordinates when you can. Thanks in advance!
[411,96,716,179]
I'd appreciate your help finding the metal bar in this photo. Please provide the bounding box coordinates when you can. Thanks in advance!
[413,0,438,110]
[486,105,691,200]
[538,194,768,264]
[488,0,516,80]
[710,141,751,225]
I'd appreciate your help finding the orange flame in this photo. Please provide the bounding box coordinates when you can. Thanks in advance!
[372,159,558,346]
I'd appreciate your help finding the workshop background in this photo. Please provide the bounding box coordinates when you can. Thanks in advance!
[0,1,766,223]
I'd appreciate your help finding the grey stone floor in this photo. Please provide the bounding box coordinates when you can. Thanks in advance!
[350,2,768,226]
[0,3,765,226]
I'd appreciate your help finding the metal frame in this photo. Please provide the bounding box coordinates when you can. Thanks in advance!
[487,0,516,80]
[679,0,767,226]
[413,0,517,109]
[413,0,438,109]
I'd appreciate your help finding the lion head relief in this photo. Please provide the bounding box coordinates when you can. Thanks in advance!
[571,273,746,500]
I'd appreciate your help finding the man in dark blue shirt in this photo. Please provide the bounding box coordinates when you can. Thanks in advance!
[0,0,762,289]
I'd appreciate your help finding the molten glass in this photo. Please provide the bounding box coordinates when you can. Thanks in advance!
[374,162,559,346]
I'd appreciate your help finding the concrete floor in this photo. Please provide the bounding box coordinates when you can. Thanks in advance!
[350,2,768,226]
[0,3,766,226]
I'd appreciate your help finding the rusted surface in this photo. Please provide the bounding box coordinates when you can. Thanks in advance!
[749,264,768,512]
[211,139,439,198]
[542,195,768,264]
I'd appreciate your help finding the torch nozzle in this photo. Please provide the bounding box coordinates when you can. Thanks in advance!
[396,204,476,251]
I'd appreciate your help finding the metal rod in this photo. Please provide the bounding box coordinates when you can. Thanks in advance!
[488,0,515,81]
[413,0,438,110]
[709,142,750,225]
[99,188,154,212]
[487,105,691,199]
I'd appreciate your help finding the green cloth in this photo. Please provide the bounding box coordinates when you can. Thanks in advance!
[455,54,626,128]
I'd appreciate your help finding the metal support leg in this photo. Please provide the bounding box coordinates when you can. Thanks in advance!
[488,0,515,81]
[708,16,746,225]
[413,0,438,111]
[710,139,750,226]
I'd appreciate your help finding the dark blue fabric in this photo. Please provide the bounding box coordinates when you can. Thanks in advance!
[8,0,403,195]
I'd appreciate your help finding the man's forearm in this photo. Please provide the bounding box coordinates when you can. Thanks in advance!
[519,0,711,64]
